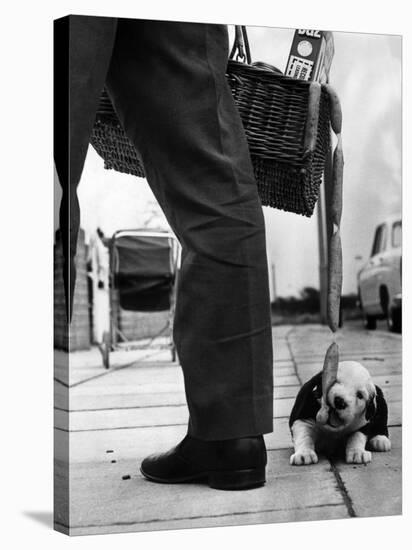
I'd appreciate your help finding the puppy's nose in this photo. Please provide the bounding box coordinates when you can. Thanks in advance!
[334,396,347,410]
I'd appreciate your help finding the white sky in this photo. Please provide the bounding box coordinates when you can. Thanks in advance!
[74,26,401,297]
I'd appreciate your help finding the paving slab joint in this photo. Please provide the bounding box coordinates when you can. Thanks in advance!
[284,327,303,386]
[329,461,356,518]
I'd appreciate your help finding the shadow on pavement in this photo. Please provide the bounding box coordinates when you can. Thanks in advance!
[22,511,53,529]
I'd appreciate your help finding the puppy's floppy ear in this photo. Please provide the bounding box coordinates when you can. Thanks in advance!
[365,385,377,421]
[366,395,377,421]
[312,377,323,400]
[374,385,389,435]
[360,385,389,438]
[289,371,323,429]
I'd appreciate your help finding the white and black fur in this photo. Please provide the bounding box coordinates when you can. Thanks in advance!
[289,361,391,465]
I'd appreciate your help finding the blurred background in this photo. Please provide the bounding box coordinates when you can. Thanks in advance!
[54,25,401,352]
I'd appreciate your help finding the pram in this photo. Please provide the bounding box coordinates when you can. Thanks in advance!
[100,229,180,369]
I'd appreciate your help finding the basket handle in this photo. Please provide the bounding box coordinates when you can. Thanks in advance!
[229,25,252,64]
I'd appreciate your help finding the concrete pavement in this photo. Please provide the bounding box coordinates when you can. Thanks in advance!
[54,322,402,535]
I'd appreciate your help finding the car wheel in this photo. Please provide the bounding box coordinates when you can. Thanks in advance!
[388,306,402,333]
[364,314,377,330]
[358,292,376,330]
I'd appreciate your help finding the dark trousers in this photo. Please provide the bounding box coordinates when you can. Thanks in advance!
[55,16,273,440]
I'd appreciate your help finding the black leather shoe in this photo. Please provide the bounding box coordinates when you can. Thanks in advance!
[140,434,267,490]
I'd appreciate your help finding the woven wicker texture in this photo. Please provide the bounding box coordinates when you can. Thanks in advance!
[91,60,331,217]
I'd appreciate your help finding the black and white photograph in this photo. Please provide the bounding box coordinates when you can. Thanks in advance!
[52,11,402,539]
[2,1,411,547]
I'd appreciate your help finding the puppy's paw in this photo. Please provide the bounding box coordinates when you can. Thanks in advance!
[345,448,372,464]
[369,435,391,452]
[290,449,318,466]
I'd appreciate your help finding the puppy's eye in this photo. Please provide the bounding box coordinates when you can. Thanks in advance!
[356,391,364,399]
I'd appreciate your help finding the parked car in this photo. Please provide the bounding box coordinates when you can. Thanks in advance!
[357,215,402,333]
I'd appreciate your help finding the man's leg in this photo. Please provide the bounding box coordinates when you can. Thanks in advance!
[54,15,117,320]
[106,20,273,488]
[107,20,273,441]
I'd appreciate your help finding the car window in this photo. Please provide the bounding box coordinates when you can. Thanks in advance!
[380,224,387,252]
[371,226,382,256]
[371,224,387,256]
[392,221,402,248]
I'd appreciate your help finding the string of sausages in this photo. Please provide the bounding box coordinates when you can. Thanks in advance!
[305,82,344,423]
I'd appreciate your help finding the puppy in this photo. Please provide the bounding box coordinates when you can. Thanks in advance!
[289,361,391,465]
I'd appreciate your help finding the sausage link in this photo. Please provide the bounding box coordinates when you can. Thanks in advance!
[327,230,343,332]
[322,341,339,400]
[325,83,343,135]
[331,136,344,227]
[304,82,321,155]
[317,342,340,424]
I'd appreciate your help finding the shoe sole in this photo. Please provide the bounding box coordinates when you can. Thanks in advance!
[140,466,266,491]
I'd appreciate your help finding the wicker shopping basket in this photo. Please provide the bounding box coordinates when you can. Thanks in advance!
[91,26,337,217]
